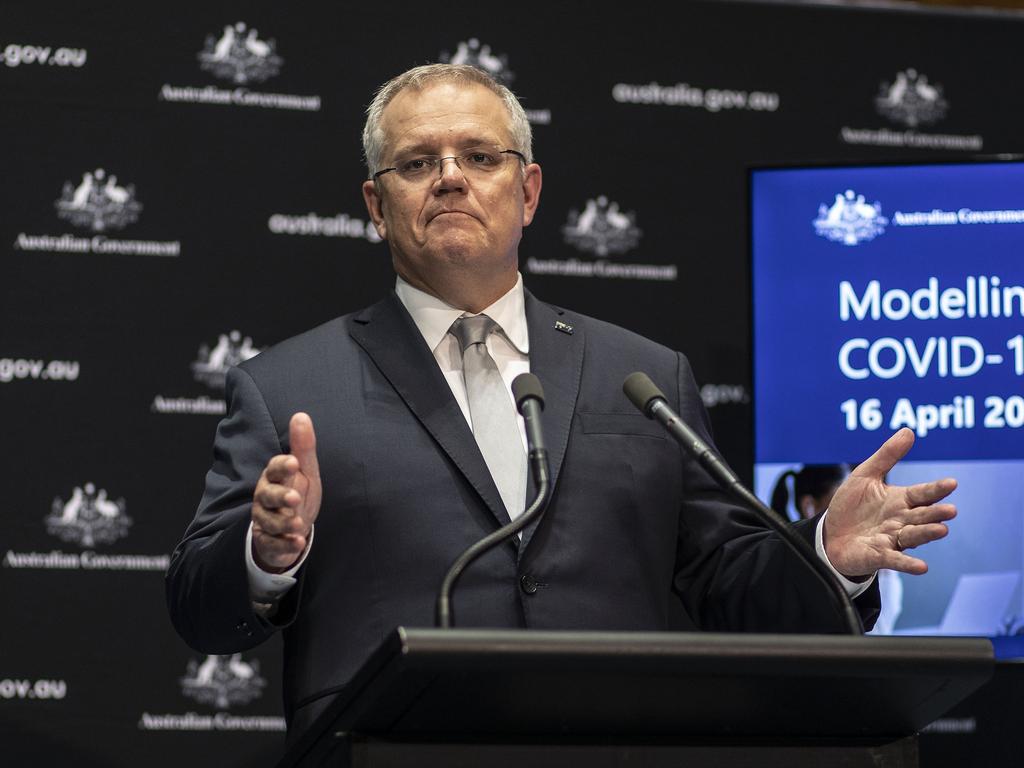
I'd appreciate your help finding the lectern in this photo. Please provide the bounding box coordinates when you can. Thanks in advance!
[277,628,992,768]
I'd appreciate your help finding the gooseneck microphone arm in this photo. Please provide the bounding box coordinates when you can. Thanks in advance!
[436,373,552,629]
[623,372,864,636]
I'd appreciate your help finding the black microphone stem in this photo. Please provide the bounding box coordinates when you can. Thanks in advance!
[628,374,864,636]
[435,455,549,629]
[436,373,552,629]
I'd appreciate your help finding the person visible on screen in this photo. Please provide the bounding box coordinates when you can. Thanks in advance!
[770,464,850,522]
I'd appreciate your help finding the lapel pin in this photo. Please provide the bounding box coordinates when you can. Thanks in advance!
[554,320,574,335]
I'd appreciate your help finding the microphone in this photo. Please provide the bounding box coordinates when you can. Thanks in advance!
[624,372,738,493]
[623,371,863,636]
[513,372,549,489]
[436,373,553,629]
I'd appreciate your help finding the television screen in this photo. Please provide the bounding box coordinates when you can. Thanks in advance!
[750,159,1024,657]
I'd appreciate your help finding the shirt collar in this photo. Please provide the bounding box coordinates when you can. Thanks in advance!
[394,273,529,354]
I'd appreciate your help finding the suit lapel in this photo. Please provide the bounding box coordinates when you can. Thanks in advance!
[518,291,585,559]
[348,293,514,530]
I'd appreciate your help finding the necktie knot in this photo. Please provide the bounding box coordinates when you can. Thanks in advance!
[450,314,498,353]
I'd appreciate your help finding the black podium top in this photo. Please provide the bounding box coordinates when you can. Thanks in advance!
[281,627,993,766]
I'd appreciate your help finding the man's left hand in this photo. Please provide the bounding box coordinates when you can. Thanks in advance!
[824,427,957,578]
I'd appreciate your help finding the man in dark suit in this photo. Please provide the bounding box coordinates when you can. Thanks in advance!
[165,63,957,741]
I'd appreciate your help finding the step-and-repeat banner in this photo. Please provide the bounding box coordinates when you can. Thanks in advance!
[3,1,1021,765]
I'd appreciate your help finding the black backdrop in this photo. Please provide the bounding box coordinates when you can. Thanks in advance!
[2,0,1021,764]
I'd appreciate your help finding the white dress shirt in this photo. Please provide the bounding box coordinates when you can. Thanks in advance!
[246,274,873,608]
[394,272,530,450]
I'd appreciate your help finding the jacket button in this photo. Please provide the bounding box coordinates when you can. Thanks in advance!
[520,574,538,595]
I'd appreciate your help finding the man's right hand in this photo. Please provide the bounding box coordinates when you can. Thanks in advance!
[251,412,322,573]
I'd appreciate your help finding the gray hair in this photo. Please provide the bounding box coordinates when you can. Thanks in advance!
[362,63,533,178]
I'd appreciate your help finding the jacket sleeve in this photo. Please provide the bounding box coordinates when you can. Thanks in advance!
[669,352,880,633]
[165,365,305,653]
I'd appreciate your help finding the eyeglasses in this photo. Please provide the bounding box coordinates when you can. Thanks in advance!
[373,148,526,183]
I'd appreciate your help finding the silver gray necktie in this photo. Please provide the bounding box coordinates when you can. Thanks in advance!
[450,315,527,520]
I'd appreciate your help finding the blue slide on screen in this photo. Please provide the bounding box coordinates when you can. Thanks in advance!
[750,160,1024,656]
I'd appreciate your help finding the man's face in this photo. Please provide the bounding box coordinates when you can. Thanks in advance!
[362,81,542,304]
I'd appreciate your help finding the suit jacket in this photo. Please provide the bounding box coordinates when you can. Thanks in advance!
[166,289,879,739]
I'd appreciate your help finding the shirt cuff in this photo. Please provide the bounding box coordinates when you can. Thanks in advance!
[245,522,313,609]
[815,510,876,599]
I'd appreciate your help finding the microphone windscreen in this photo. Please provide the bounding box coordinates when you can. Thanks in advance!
[623,372,665,416]
[512,372,545,411]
